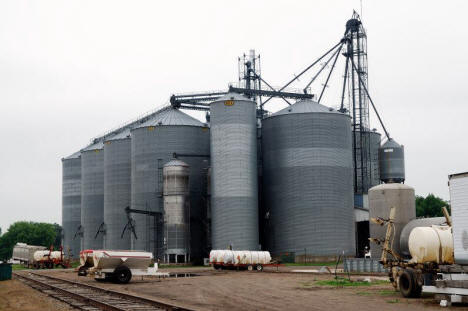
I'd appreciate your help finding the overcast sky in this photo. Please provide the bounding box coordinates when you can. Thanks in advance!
[0,0,467,232]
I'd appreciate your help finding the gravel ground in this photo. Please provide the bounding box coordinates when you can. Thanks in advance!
[28,267,468,311]
[0,278,75,311]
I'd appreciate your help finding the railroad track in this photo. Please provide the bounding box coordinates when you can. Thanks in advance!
[14,271,193,311]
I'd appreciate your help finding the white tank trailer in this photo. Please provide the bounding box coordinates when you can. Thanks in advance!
[78,249,165,283]
[369,173,468,302]
[209,250,272,271]
[163,159,190,263]
[12,243,69,269]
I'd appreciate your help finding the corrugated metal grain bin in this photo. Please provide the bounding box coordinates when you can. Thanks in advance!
[210,93,259,250]
[262,99,354,257]
[81,142,105,250]
[62,151,82,259]
[103,129,132,250]
[131,108,209,260]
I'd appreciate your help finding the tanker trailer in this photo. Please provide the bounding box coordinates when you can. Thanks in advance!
[77,250,167,283]
[209,250,274,271]
[372,205,453,298]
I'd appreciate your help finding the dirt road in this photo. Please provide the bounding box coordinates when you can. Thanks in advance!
[0,279,73,311]
[32,267,468,311]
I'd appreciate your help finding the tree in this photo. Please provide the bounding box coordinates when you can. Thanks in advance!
[416,194,450,218]
[0,221,57,261]
[53,223,63,250]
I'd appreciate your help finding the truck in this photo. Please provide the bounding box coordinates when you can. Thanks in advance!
[209,250,274,271]
[374,172,468,306]
[12,243,70,269]
[77,249,166,284]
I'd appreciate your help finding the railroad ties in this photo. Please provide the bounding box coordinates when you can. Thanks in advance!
[14,272,191,311]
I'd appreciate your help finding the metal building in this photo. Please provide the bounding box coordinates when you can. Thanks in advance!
[210,93,259,251]
[131,108,209,260]
[379,138,405,183]
[81,142,105,250]
[61,151,81,259]
[163,159,190,263]
[103,129,132,250]
[262,99,354,258]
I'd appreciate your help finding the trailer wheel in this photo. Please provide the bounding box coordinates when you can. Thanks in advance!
[78,266,87,276]
[114,266,132,284]
[256,265,263,272]
[247,265,253,271]
[399,269,422,298]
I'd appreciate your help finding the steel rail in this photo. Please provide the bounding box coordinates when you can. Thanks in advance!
[14,271,193,311]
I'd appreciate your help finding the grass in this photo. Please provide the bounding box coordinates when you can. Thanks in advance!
[315,278,390,287]
[386,299,399,303]
[378,289,397,296]
[284,262,336,267]
[11,264,27,271]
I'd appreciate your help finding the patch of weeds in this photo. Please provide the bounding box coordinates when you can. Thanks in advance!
[356,291,372,296]
[386,299,399,303]
[379,289,396,296]
[316,277,371,287]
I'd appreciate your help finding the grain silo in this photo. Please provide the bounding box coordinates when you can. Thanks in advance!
[379,138,405,183]
[103,129,132,250]
[81,142,105,250]
[163,159,190,263]
[368,183,415,258]
[131,108,209,260]
[262,99,354,259]
[61,151,81,259]
[210,93,259,251]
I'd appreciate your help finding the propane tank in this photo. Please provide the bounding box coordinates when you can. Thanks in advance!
[408,226,454,264]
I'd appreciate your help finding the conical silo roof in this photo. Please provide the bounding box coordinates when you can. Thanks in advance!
[63,150,81,160]
[271,99,340,117]
[135,107,205,128]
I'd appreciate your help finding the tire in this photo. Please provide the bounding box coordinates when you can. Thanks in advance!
[78,266,88,276]
[256,265,263,272]
[399,269,422,298]
[247,265,253,271]
[114,266,132,284]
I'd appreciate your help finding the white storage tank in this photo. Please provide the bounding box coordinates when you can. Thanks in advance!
[408,226,453,264]
[369,183,416,258]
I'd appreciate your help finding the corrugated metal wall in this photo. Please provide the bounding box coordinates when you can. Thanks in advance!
[262,100,354,256]
[62,153,81,259]
[81,149,105,250]
[210,93,259,250]
[131,108,209,260]
[103,137,132,250]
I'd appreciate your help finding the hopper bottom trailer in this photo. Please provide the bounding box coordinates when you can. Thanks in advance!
[78,250,167,284]
[209,250,278,271]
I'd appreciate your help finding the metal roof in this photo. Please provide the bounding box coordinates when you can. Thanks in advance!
[214,92,251,102]
[381,138,402,148]
[271,99,339,117]
[63,150,81,160]
[135,107,205,128]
